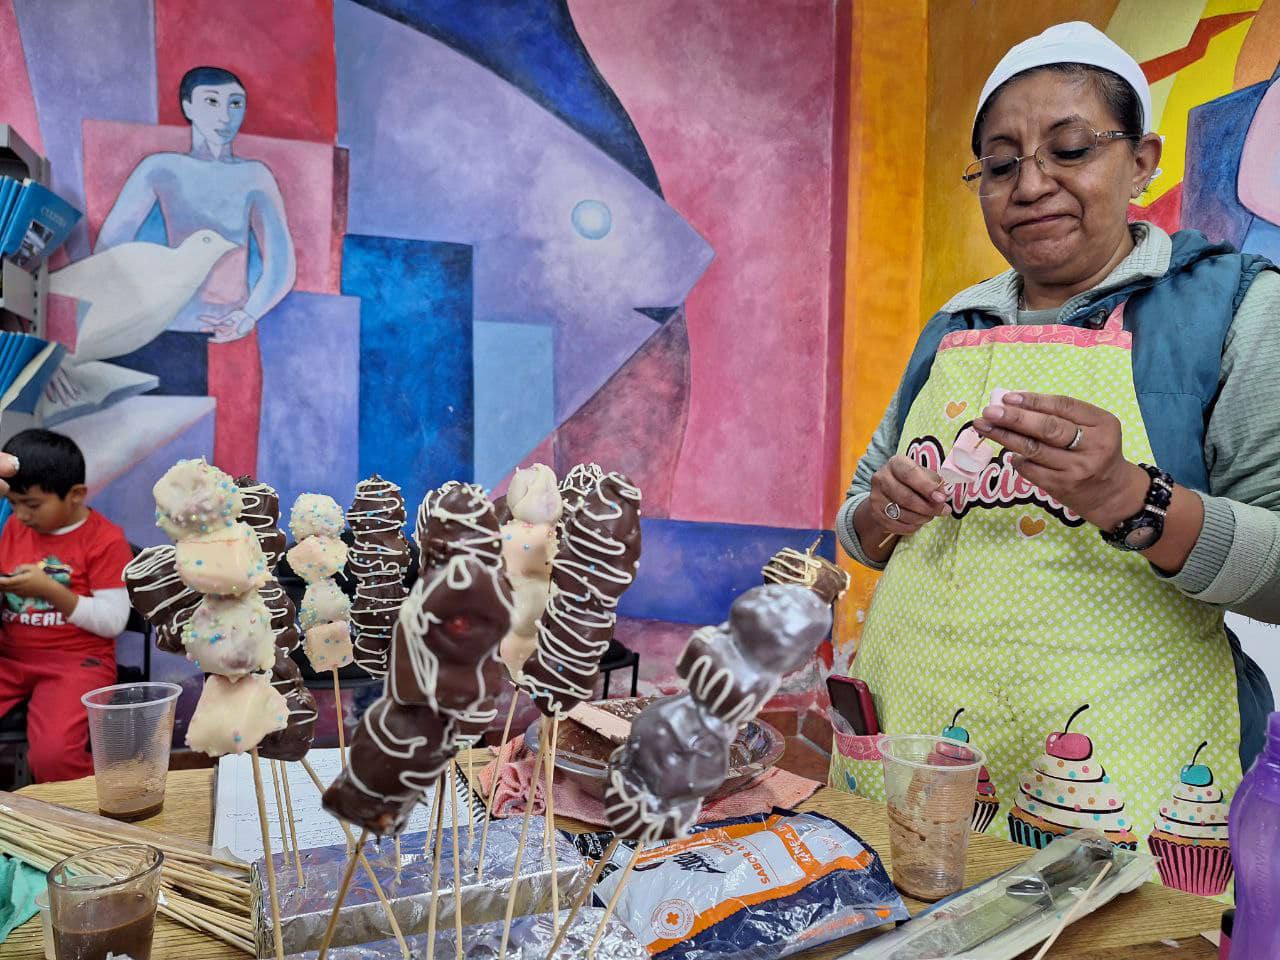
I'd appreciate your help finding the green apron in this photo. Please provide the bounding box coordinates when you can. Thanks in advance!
[830,304,1243,894]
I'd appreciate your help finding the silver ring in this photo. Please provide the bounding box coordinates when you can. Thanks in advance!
[1066,426,1084,451]
[883,501,902,521]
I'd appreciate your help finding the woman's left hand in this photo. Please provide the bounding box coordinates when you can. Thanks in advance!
[972,392,1149,533]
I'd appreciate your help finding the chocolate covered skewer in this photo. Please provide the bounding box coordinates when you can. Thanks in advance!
[577,585,834,952]
[516,472,641,717]
[349,475,411,676]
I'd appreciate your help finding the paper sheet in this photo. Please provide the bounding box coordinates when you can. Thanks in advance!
[212,749,484,863]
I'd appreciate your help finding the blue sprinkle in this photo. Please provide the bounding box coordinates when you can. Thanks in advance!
[1092,813,1100,821]
[1102,775,1110,784]
[1034,789,1042,797]
[1068,772,1076,779]
[1118,819,1125,827]
[233,734,242,743]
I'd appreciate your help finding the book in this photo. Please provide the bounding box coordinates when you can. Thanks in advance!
[0,179,81,272]
[0,179,18,243]
[0,332,64,415]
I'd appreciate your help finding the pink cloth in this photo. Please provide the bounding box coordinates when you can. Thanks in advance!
[473,736,822,825]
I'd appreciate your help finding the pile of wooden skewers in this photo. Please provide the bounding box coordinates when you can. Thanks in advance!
[0,800,254,954]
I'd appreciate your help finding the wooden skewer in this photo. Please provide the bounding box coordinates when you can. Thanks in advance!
[268,759,299,887]
[425,771,443,859]
[877,533,896,550]
[449,764,464,960]
[250,750,287,960]
[0,828,255,948]
[465,749,476,855]
[498,721,545,959]
[587,841,644,958]
[544,715,561,937]
[0,815,250,898]
[0,804,247,871]
[1029,862,1113,960]
[316,828,368,960]
[427,776,447,960]
[546,835,620,958]
[394,836,402,886]
[332,669,347,767]
[477,690,521,879]
[279,761,305,887]
[296,758,410,960]
[158,899,256,953]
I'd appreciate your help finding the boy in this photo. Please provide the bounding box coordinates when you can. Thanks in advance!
[0,430,134,781]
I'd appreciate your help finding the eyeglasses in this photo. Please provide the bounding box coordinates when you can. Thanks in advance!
[962,124,1140,198]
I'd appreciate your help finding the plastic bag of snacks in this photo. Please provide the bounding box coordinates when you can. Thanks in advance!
[590,809,908,959]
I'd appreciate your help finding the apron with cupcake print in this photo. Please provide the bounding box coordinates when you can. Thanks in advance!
[830,303,1241,897]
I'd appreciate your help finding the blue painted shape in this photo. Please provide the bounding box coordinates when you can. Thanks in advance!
[13,0,157,259]
[473,321,554,489]
[257,291,362,515]
[617,519,838,625]
[1182,78,1270,245]
[350,0,660,195]
[342,235,473,521]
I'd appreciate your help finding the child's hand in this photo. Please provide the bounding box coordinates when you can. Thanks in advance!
[0,564,61,600]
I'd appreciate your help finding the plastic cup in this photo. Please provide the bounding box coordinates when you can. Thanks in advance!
[880,733,985,901]
[80,683,180,822]
[35,888,53,960]
[48,844,162,960]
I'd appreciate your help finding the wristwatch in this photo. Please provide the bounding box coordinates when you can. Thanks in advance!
[1100,463,1173,551]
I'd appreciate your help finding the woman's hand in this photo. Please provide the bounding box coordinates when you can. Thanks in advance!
[972,392,1148,532]
[855,455,949,558]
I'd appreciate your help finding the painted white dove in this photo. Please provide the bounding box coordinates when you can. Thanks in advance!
[51,229,237,364]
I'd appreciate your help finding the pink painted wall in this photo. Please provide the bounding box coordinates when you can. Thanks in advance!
[0,0,43,153]
[568,0,841,530]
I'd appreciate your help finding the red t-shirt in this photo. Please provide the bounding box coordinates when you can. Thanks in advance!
[0,510,134,654]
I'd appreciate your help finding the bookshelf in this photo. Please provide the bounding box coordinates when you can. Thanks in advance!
[0,124,51,336]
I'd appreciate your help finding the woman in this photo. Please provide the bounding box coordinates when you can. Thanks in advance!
[832,22,1278,887]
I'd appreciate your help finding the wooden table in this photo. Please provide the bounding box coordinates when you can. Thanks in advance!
[1,759,1222,959]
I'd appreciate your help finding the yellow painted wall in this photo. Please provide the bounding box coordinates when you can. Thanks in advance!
[834,0,928,653]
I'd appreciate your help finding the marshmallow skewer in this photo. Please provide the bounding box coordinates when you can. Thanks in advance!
[288,493,353,768]
[877,389,1011,549]
[236,475,317,882]
[502,469,641,952]
[349,475,410,677]
[580,585,833,952]
[146,459,288,960]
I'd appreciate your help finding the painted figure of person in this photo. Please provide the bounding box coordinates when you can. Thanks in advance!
[95,65,296,475]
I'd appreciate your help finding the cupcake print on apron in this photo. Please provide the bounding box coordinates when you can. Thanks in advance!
[1148,741,1233,896]
[1008,704,1137,850]
[940,708,1000,832]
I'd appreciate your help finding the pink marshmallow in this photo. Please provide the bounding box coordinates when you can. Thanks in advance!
[939,427,995,485]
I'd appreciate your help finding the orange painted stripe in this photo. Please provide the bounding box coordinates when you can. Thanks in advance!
[1140,12,1255,83]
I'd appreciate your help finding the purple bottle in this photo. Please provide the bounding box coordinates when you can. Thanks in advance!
[1229,711,1280,958]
